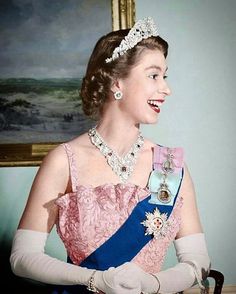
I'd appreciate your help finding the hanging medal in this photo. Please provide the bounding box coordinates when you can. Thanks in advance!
[157,182,172,203]
[149,148,175,205]
[157,149,174,203]
[142,146,184,239]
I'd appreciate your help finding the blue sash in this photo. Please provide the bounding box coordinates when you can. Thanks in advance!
[79,193,181,270]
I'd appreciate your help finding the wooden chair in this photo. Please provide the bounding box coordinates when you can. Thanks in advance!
[207,269,224,294]
[179,269,224,293]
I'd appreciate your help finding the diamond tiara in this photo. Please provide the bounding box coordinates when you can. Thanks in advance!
[105,16,159,63]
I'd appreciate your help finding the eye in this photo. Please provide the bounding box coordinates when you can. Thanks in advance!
[164,75,168,79]
[149,74,158,80]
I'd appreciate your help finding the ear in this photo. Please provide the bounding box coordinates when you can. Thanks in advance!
[110,79,122,93]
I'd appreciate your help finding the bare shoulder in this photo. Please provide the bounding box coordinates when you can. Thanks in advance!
[18,144,70,231]
[142,138,180,150]
[66,132,99,162]
[40,143,68,171]
[43,132,91,165]
[143,138,157,151]
[38,132,93,181]
[69,132,92,150]
[180,162,195,200]
[31,143,70,194]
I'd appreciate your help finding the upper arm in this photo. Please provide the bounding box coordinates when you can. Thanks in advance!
[18,145,69,233]
[176,163,203,239]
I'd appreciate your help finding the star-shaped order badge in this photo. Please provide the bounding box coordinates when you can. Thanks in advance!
[141,208,170,239]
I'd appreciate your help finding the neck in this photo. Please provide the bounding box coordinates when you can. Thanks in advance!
[95,118,141,157]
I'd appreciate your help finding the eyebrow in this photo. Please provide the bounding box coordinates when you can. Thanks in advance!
[145,65,168,73]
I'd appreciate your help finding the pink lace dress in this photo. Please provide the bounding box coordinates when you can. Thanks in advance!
[55,143,183,274]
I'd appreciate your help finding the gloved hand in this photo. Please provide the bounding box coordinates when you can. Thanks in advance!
[102,262,159,294]
[95,266,142,294]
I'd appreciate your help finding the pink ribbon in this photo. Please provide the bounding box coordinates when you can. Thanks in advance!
[153,145,184,174]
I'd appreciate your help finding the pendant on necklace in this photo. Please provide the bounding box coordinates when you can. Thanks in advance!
[88,127,144,183]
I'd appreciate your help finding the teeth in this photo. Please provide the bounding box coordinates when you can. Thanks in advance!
[147,100,160,107]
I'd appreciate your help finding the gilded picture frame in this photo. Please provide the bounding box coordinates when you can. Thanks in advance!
[0,0,135,167]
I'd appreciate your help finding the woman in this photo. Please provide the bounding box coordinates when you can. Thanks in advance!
[10,17,210,294]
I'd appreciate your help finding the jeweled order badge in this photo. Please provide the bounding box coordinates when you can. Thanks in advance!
[141,208,169,239]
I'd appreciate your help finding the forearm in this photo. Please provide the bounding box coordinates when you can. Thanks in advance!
[10,229,142,294]
[154,233,210,293]
[112,233,210,294]
[154,263,196,293]
[10,229,93,285]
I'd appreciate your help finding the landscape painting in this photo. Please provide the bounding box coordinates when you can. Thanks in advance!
[0,0,112,145]
[0,78,91,144]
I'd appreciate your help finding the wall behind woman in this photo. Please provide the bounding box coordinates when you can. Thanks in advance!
[137,0,236,284]
[0,0,235,288]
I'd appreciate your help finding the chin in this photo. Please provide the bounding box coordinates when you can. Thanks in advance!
[141,116,158,125]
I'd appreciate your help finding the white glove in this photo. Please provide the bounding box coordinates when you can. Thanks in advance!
[10,229,141,294]
[108,233,210,294]
[95,267,141,294]
[110,262,158,293]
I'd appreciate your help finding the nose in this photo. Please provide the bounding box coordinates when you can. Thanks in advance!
[158,79,171,96]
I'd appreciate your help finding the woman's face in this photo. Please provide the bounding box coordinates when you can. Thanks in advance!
[117,49,171,124]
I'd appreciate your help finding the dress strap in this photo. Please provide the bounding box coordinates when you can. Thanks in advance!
[61,143,79,192]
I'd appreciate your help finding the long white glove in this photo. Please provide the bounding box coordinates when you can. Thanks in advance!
[157,233,210,293]
[111,233,210,294]
[10,229,141,294]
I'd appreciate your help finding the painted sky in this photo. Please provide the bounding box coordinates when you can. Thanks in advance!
[0,0,111,78]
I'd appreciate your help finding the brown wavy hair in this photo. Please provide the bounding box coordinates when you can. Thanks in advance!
[80,29,168,119]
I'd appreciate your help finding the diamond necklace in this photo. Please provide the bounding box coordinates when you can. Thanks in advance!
[88,126,144,183]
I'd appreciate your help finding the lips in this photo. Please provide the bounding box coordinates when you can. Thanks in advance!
[147,99,164,113]
[150,104,160,113]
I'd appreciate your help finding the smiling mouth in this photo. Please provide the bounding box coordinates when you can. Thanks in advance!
[147,100,161,113]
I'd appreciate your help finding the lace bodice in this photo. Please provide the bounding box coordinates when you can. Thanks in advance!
[55,143,183,273]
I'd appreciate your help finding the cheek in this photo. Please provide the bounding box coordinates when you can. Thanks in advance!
[121,85,136,102]
[121,77,156,103]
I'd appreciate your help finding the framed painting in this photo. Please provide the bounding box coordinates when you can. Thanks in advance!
[0,0,135,167]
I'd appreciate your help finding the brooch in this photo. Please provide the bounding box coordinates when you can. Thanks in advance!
[141,208,169,239]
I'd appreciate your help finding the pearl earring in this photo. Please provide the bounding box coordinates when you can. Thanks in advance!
[114,91,123,100]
